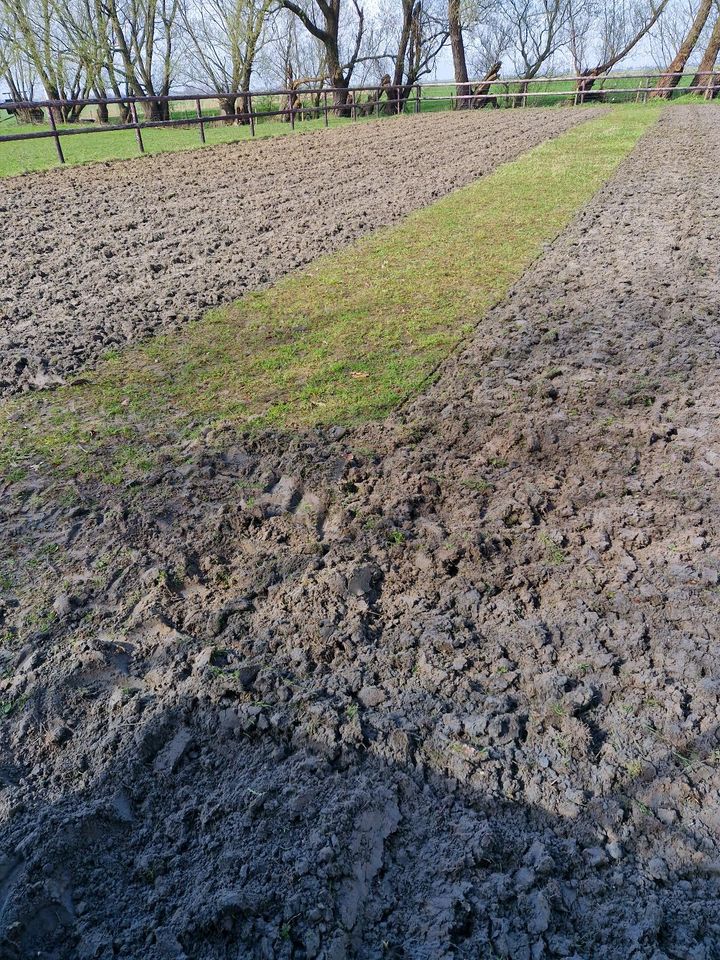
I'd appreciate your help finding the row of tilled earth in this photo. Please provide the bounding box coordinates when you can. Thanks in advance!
[0,108,600,396]
[0,105,719,960]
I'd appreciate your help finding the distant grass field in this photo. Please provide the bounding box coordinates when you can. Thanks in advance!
[0,76,703,178]
[0,104,662,486]
[422,76,705,111]
[0,107,377,178]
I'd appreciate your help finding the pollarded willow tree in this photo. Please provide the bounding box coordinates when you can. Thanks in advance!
[101,0,180,120]
[374,0,448,108]
[180,0,274,114]
[448,0,510,103]
[691,1,720,93]
[279,0,366,106]
[651,0,714,94]
[0,0,88,117]
[570,0,672,93]
[448,0,469,96]
[52,0,131,119]
[179,0,275,117]
[505,0,572,80]
[0,7,35,102]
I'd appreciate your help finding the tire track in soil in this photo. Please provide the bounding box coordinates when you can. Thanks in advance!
[0,108,600,397]
[2,105,720,959]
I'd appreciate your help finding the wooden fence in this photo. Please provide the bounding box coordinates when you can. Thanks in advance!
[0,70,717,166]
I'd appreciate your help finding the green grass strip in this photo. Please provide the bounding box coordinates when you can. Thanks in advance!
[0,104,661,486]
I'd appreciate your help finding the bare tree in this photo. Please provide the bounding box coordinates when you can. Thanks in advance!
[279,0,365,107]
[102,0,180,120]
[449,0,470,100]
[1,7,41,116]
[180,0,273,118]
[648,0,698,67]
[651,0,713,94]
[386,0,447,104]
[0,0,88,118]
[465,3,513,77]
[53,0,129,120]
[507,0,571,80]
[691,0,720,91]
[571,0,671,94]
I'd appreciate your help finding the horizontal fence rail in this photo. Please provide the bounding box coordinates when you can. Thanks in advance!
[1,70,717,166]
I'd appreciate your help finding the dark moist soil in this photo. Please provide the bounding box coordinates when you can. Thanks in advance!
[0,108,599,397]
[1,104,720,960]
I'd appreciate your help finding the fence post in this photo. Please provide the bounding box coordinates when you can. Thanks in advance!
[129,100,145,154]
[415,84,421,114]
[323,91,329,127]
[195,98,205,144]
[47,105,65,165]
[288,90,295,130]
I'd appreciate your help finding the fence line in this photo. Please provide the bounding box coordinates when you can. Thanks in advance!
[1,70,717,166]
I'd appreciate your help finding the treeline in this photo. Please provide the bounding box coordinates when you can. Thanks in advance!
[0,0,718,119]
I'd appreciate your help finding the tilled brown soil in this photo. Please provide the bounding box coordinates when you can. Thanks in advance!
[1,104,720,960]
[0,108,599,397]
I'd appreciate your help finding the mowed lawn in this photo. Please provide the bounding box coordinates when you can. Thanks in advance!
[0,105,662,487]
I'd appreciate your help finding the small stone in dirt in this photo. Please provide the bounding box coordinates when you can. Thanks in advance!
[606,841,623,861]
[52,593,72,618]
[45,725,72,747]
[194,646,228,669]
[153,728,194,775]
[583,846,609,868]
[526,891,550,934]
[358,686,386,708]
[646,857,669,882]
[348,565,376,597]
[234,664,260,690]
[514,866,536,892]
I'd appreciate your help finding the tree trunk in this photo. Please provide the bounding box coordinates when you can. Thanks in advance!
[472,62,501,108]
[327,50,350,114]
[394,0,413,88]
[651,0,714,97]
[236,93,251,124]
[217,96,237,122]
[140,99,170,122]
[236,64,253,124]
[331,77,350,113]
[691,11,720,94]
[448,0,470,108]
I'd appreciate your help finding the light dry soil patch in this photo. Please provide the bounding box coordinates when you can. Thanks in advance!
[0,105,719,959]
[0,108,598,396]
